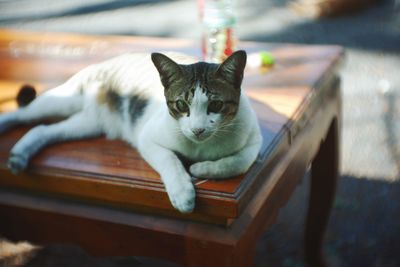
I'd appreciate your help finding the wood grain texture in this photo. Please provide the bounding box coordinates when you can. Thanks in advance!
[0,78,341,266]
[0,28,344,225]
[0,29,343,266]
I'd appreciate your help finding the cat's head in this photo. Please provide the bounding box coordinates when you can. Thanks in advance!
[152,50,246,143]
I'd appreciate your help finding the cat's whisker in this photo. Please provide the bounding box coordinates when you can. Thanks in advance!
[218,123,245,133]
[219,120,245,129]
[216,130,243,139]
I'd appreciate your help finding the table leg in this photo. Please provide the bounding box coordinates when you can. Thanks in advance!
[305,119,339,267]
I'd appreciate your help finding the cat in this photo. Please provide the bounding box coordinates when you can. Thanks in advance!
[0,50,262,213]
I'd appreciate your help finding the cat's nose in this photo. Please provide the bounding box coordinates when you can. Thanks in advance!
[192,128,205,137]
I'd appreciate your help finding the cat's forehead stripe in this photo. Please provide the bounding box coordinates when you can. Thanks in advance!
[192,66,209,96]
[186,62,217,90]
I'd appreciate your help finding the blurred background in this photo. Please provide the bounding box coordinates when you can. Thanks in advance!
[0,0,399,266]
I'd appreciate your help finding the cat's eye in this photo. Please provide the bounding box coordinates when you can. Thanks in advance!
[208,100,223,113]
[176,100,189,113]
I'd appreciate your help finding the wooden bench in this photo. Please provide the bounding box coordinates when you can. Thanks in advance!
[0,29,343,267]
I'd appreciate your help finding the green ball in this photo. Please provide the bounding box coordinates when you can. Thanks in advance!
[260,51,275,66]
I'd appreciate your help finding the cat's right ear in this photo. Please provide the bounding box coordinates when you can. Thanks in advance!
[151,53,183,89]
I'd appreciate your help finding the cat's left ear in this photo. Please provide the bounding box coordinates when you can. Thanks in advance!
[216,50,247,89]
[151,53,183,90]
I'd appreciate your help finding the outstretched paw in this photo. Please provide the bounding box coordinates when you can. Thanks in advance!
[167,182,196,213]
[7,153,28,174]
[190,161,221,179]
[0,117,15,135]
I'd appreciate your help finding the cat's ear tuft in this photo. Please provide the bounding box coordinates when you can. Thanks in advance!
[151,53,183,89]
[216,50,247,89]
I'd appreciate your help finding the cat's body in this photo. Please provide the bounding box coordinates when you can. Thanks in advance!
[0,51,262,213]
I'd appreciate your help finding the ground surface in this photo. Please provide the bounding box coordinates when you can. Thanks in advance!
[0,0,399,266]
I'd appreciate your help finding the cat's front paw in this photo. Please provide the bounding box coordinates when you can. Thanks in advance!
[8,153,28,174]
[190,161,221,179]
[167,181,196,213]
[0,116,14,135]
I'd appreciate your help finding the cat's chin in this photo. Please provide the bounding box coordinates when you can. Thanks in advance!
[185,134,213,144]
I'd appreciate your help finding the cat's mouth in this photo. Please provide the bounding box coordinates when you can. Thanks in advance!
[184,131,213,143]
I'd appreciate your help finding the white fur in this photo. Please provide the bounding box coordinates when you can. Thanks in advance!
[178,85,220,143]
[0,52,262,213]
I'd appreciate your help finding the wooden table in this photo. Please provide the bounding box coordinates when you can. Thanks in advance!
[0,29,343,267]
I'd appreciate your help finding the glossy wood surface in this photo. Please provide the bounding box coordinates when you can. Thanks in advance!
[0,29,343,224]
[0,29,343,266]
[0,78,341,267]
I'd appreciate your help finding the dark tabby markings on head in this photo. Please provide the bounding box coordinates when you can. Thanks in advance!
[152,51,246,120]
[219,101,239,120]
[167,100,189,118]
[166,62,240,120]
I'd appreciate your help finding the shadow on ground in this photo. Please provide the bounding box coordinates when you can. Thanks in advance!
[256,174,400,267]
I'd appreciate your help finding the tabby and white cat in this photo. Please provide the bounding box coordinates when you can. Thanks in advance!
[0,51,262,213]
